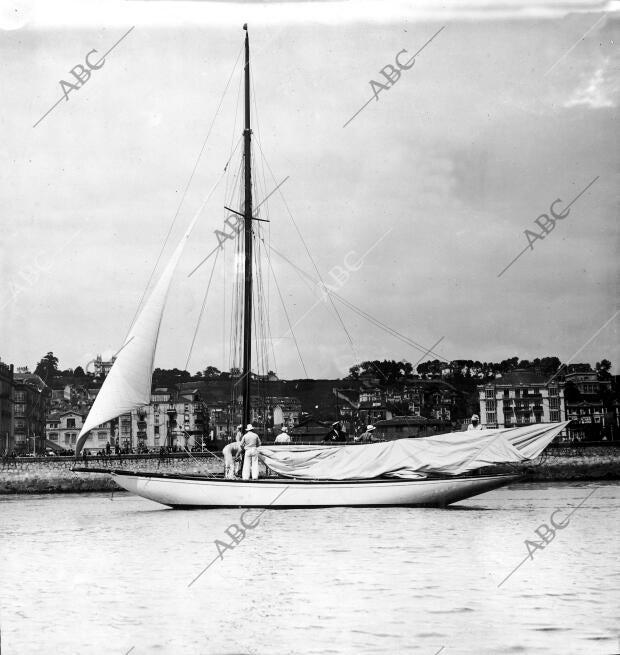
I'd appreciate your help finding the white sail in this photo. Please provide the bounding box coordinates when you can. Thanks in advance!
[76,215,199,453]
[258,422,570,480]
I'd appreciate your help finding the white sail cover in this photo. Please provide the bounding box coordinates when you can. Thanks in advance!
[76,215,199,454]
[258,422,569,480]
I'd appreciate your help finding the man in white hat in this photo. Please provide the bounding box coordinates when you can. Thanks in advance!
[468,414,482,430]
[355,424,376,442]
[274,426,291,444]
[239,423,262,479]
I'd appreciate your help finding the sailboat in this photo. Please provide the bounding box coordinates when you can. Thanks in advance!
[73,26,567,508]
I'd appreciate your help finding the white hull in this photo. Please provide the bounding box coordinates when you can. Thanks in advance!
[103,470,519,508]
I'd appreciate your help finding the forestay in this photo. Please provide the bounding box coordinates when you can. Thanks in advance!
[258,422,569,480]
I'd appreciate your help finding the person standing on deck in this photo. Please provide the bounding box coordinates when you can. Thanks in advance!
[240,424,261,480]
[222,441,242,479]
[323,422,347,443]
[234,424,243,443]
[274,426,291,443]
[355,425,376,442]
[468,414,482,430]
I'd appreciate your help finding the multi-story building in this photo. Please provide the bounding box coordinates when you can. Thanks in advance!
[478,369,565,428]
[46,410,116,453]
[0,360,14,454]
[129,388,208,451]
[563,365,614,440]
[92,354,116,378]
[13,372,49,454]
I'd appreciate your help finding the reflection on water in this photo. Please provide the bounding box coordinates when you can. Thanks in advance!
[1,482,618,654]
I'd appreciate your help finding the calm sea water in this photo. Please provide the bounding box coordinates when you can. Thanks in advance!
[1,481,618,655]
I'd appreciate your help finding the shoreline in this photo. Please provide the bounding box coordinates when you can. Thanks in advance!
[1,447,619,495]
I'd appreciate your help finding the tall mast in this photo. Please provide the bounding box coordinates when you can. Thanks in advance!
[242,24,253,429]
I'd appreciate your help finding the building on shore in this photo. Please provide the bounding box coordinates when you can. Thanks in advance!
[563,366,615,440]
[477,369,565,429]
[46,410,116,453]
[13,372,49,455]
[373,416,445,440]
[0,360,14,454]
[334,381,461,437]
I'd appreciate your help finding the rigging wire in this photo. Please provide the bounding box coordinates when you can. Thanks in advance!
[253,141,391,383]
[260,237,450,363]
[256,140,357,350]
[265,254,309,378]
[184,249,221,372]
[126,42,244,337]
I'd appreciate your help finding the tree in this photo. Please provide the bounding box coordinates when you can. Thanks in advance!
[347,365,361,380]
[596,359,612,380]
[203,366,221,379]
[73,366,86,377]
[34,352,59,380]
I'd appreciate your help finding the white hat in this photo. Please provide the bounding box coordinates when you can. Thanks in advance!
[366,425,375,431]
[471,414,479,421]
[281,427,288,432]
[246,423,254,431]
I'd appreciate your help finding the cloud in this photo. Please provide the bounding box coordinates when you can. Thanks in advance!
[564,59,617,109]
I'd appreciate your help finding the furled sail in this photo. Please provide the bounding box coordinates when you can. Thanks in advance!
[258,422,569,480]
[75,215,200,455]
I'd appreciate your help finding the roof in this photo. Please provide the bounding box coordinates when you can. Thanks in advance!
[484,369,548,387]
[47,410,83,420]
[13,373,47,390]
[375,416,435,427]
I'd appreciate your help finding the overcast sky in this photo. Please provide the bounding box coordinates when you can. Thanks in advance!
[1,1,618,379]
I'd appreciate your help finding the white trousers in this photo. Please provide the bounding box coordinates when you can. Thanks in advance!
[242,447,259,480]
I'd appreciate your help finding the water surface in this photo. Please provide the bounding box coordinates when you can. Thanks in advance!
[1,482,618,654]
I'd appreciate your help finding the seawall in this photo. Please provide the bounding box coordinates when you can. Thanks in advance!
[0,453,223,494]
[1,446,619,494]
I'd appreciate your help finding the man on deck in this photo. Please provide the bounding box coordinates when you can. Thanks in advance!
[240,424,261,480]
[323,422,347,443]
[222,441,242,479]
[468,414,482,430]
[274,426,291,443]
[355,425,376,442]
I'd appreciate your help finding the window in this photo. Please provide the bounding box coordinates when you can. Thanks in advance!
[49,433,58,441]
[98,432,107,440]
[485,389,494,399]
[549,386,558,397]
[549,398,560,409]
[486,412,496,424]
[14,404,25,417]
[486,400,496,411]
[503,389,509,397]
[64,435,71,445]
[550,411,560,422]
[66,418,76,428]
[515,389,520,398]
[154,426,159,435]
